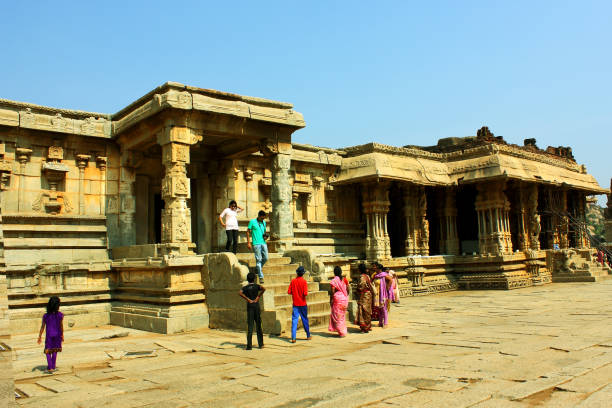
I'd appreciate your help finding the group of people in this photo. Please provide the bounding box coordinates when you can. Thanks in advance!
[219,201,269,283]
[239,262,400,350]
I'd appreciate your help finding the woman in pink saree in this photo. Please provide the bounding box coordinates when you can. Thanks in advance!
[328,266,348,337]
[372,263,393,328]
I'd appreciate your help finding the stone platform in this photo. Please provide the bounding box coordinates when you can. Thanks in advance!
[9,280,612,407]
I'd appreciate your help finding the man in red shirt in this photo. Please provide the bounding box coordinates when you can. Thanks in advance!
[288,266,311,343]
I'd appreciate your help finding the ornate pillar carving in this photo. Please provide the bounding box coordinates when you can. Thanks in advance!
[526,184,541,251]
[119,150,138,246]
[558,188,569,249]
[157,125,201,252]
[475,181,513,255]
[576,192,589,248]
[438,188,459,255]
[76,154,90,215]
[96,156,107,215]
[417,187,429,256]
[363,182,391,261]
[16,147,32,212]
[270,152,293,250]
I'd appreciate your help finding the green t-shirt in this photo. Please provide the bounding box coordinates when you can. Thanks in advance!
[248,219,267,246]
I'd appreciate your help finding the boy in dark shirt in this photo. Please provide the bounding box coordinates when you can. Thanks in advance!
[239,272,266,350]
[288,266,311,343]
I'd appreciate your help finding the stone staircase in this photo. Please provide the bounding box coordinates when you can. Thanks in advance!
[551,250,611,283]
[236,253,330,333]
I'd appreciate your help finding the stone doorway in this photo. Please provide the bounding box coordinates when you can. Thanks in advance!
[388,183,406,257]
[456,185,479,254]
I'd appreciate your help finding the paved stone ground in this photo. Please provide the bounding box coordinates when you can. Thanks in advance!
[10,281,612,407]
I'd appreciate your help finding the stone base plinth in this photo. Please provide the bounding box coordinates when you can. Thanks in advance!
[111,254,207,334]
[455,252,549,290]
[110,302,208,334]
[5,262,113,334]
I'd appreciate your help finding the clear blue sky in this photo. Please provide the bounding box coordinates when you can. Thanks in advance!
[2,1,610,204]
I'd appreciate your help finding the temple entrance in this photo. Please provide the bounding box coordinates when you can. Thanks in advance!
[538,185,552,249]
[456,185,478,254]
[387,184,406,257]
[426,187,441,255]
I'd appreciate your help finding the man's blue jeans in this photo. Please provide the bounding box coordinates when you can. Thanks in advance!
[253,244,268,280]
[291,305,311,340]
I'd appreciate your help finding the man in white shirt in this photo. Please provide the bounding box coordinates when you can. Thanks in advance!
[219,200,243,254]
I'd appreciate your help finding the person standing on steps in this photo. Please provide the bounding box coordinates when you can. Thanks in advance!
[239,272,266,350]
[247,210,269,284]
[288,266,311,343]
[219,200,243,254]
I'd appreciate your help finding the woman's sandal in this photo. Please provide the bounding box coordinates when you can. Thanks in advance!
[290,339,296,343]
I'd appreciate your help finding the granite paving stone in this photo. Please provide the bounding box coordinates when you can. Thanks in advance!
[8,280,612,407]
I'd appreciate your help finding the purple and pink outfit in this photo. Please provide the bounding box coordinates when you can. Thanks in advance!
[328,276,348,337]
[43,311,63,370]
[374,272,393,327]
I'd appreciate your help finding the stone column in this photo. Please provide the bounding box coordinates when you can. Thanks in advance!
[119,151,137,246]
[362,182,391,261]
[416,186,429,256]
[438,188,459,255]
[16,148,32,212]
[157,125,201,254]
[270,152,294,251]
[76,154,90,215]
[403,185,417,256]
[575,192,589,248]
[475,181,513,255]
[96,156,107,215]
[526,184,541,251]
[558,188,569,249]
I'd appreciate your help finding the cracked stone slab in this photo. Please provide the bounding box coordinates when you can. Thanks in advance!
[555,363,612,393]
[36,378,80,393]
[575,383,612,407]
[15,383,55,397]
[494,375,572,400]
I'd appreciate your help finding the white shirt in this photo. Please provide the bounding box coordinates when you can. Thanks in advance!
[220,207,242,230]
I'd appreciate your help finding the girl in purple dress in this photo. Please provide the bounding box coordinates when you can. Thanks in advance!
[37,296,63,373]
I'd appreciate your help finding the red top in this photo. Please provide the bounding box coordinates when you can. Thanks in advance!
[288,277,308,306]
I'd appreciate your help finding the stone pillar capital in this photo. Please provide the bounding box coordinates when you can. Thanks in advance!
[157,125,202,146]
[96,156,108,171]
[76,154,91,169]
[16,147,32,164]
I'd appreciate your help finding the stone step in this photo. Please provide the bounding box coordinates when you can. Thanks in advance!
[264,281,320,293]
[263,272,312,285]
[274,290,329,306]
[285,311,331,331]
[260,263,299,274]
[277,300,331,316]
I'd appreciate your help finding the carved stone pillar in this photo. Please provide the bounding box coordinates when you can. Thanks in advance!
[96,156,107,215]
[16,148,32,212]
[438,188,459,255]
[558,189,569,249]
[362,183,391,261]
[119,151,137,247]
[270,152,294,250]
[76,154,90,215]
[475,181,513,255]
[416,186,429,256]
[575,192,589,248]
[157,125,201,253]
[526,184,541,251]
[403,185,417,256]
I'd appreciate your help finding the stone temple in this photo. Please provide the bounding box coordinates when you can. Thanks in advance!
[0,82,608,337]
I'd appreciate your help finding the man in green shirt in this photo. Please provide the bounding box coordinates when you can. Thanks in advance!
[246,210,269,283]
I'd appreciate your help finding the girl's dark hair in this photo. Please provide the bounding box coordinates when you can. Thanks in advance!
[358,263,367,274]
[229,200,237,207]
[47,296,60,314]
[333,266,342,277]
